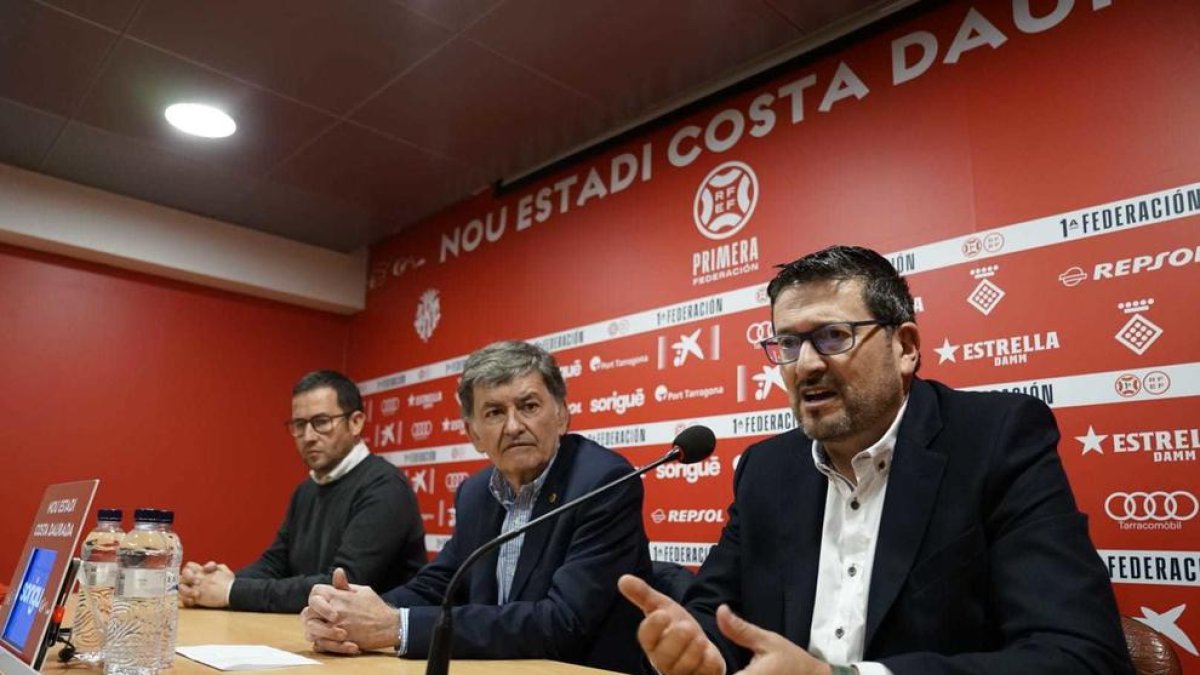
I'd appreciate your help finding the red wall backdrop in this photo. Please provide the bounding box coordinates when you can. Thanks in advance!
[350,0,1200,667]
[0,243,350,581]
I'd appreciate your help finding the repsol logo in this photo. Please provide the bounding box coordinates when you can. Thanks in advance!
[650,508,726,524]
[1094,246,1200,279]
[589,388,646,415]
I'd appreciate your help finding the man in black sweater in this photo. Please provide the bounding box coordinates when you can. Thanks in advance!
[179,370,427,613]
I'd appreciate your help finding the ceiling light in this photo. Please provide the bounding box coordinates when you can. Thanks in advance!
[164,103,236,138]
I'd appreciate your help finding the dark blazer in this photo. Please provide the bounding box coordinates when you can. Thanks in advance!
[686,378,1132,674]
[382,433,652,673]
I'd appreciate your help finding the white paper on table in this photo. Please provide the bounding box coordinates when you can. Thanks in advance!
[176,644,321,670]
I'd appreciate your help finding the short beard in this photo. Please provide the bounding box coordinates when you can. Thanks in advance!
[799,410,853,442]
[795,375,902,446]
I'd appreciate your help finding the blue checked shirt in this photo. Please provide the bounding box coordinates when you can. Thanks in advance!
[488,452,557,603]
[396,453,557,655]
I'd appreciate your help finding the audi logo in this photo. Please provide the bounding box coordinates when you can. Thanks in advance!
[411,420,433,438]
[745,321,772,346]
[444,472,469,491]
[1104,491,1198,522]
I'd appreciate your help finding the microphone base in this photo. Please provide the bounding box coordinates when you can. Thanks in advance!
[424,610,454,675]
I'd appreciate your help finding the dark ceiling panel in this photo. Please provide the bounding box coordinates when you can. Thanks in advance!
[393,0,504,31]
[0,97,67,171]
[0,0,901,252]
[466,0,801,117]
[128,0,453,114]
[764,0,882,32]
[353,37,603,178]
[0,0,118,115]
[270,122,471,234]
[41,0,142,31]
[231,179,375,253]
[72,39,336,174]
[42,121,258,225]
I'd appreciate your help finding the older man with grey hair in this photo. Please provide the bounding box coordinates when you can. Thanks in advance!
[300,340,652,673]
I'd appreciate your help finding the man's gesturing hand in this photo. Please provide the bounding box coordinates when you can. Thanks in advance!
[716,605,831,675]
[618,574,726,675]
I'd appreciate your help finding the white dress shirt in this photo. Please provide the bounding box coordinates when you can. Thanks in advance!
[807,398,907,675]
[310,440,370,485]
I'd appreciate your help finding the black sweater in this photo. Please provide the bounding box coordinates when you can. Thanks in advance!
[229,453,427,613]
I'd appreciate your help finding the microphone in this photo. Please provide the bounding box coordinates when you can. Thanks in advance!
[424,425,717,675]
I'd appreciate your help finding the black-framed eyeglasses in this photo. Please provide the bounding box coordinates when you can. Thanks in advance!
[759,320,892,364]
[285,412,354,437]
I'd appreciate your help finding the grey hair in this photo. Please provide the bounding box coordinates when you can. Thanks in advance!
[457,340,567,418]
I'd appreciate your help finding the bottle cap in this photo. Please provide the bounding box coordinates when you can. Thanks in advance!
[97,508,122,522]
[133,508,158,522]
[159,509,175,525]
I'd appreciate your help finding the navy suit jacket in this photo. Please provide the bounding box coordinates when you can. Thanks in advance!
[686,378,1132,674]
[382,433,651,673]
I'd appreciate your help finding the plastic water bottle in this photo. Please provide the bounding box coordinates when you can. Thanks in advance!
[157,510,182,669]
[73,508,124,665]
[105,508,171,675]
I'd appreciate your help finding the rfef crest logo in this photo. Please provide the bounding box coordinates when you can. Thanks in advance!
[1115,373,1142,398]
[960,233,1005,258]
[694,161,758,240]
[1114,371,1172,398]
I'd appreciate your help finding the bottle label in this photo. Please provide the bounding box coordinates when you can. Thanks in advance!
[117,568,167,598]
[84,561,118,587]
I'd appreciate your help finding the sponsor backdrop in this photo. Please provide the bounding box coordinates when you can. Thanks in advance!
[349,0,1200,666]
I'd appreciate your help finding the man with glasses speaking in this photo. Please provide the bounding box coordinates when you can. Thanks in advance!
[179,370,426,613]
[619,246,1131,674]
